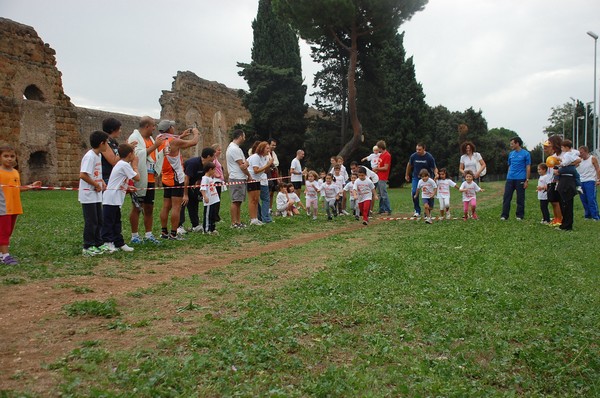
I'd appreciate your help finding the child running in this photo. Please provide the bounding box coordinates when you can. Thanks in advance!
[536,163,551,224]
[200,162,220,234]
[332,165,346,215]
[304,170,321,220]
[414,169,437,224]
[436,168,457,219]
[344,173,359,220]
[353,167,378,225]
[102,144,140,253]
[0,145,41,265]
[459,170,484,220]
[321,173,341,220]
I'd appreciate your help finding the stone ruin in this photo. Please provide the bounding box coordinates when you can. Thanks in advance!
[0,17,249,186]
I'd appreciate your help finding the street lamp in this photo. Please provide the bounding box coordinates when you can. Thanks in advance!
[585,101,593,147]
[587,31,598,152]
[577,116,585,148]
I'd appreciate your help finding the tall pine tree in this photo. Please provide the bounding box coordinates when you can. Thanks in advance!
[238,0,307,164]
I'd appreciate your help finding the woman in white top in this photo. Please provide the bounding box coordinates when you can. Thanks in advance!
[459,141,486,181]
[247,141,273,225]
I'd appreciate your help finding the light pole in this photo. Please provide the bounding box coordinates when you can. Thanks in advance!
[587,31,598,152]
[585,101,593,147]
[570,96,577,141]
[577,116,585,148]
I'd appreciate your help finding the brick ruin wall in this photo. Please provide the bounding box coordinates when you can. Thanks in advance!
[0,18,249,186]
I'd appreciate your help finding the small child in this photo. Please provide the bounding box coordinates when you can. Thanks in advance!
[102,144,140,253]
[361,145,381,170]
[320,173,341,220]
[459,170,484,220]
[79,130,110,257]
[332,165,346,215]
[344,173,359,220]
[304,170,321,220]
[200,162,220,234]
[414,169,437,224]
[537,163,551,224]
[0,145,42,265]
[287,183,306,215]
[275,183,294,217]
[436,168,458,219]
[558,139,583,194]
[317,170,326,186]
[353,167,378,225]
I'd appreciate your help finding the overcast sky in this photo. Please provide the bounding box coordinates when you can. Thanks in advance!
[2,0,599,149]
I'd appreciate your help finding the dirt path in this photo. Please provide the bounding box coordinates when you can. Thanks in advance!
[0,221,378,393]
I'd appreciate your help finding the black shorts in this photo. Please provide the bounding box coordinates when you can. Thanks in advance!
[547,182,560,203]
[139,182,155,204]
[163,182,184,198]
[247,181,261,192]
[292,181,302,190]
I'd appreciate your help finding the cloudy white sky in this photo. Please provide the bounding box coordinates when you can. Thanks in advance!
[2,0,599,148]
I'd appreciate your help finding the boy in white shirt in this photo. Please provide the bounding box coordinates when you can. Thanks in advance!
[200,162,220,234]
[304,170,321,220]
[353,167,378,225]
[536,163,552,224]
[344,173,358,220]
[414,169,437,224]
[102,144,140,252]
[320,173,341,220]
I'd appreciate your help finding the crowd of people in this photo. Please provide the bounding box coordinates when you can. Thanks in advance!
[0,117,598,263]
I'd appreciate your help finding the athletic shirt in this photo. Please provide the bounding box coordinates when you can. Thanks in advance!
[78,149,103,204]
[101,137,119,182]
[578,156,597,182]
[102,160,137,207]
[200,176,220,205]
[0,168,23,215]
[321,182,340,200]
[460,181,481,201]
[144,137,157,183]
[305,180,320,199]
[417,178,437,198]
[353,178,375,203]
[290,158,303,182]
[333,173,345,191]
[436,178,456,199]
[160,137,184,185]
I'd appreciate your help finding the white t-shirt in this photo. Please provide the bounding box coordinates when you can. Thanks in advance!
[333,173,345,191]
[226,141,246,180]
[353,178,375,203]
[305,180,321,199]
[460,181,481,201]
[329,165,349,182]
[200,175,220,205]
[436,178,457,199]
[288,192,301,204]
[343,181,354,193]
[366,153,380,169]
[460,152,483,174]
[247,153,268,185]
[417,178,437,199]
[102,160,137,207]
[321,182,340,200]
[561,149,580,167]
[78,149,103,204]
[290,158,303,182]
[365,167,379,184]
[276,192,290,211]
[537,174,552,200]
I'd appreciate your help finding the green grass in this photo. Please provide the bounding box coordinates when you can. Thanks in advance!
[63,298,120,318]
[2,182,600,396]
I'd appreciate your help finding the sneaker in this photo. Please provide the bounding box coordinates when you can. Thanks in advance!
[516,217,523,221]
[118,244,134,252]
[161,232,170,239]
[312,216,318,221]
[105,242,118,253]
[355,215,360,221]
[176,226,188,235]
[576,186,584,195]
[250,219,264,226]
[82,248,98,257]
[463,216,468,221]
[238,222,247,228]
[210,230,219,236]
[412,212,420,218]
[540,220,550,225]
[342,210,350,216]
[97,244,115,254]
[472,213,479,220]
[425,217,433,224]
[500,217,507,221]
[130,236,143,244]
[191,225,204,232]
[143,234,161,245]
[362,221,368,226]
[168,233,185,241]
[445,212,451,220]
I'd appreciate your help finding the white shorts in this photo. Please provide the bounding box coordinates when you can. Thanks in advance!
[438,197,450,210]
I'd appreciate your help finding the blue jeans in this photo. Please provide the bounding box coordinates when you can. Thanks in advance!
[377,180,391,213]
[580,181,599,219]
[260,185,272,222]
[501,179,526,219]
[411,179,421,215]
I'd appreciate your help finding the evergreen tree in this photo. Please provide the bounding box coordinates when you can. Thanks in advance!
[238,0,308,164]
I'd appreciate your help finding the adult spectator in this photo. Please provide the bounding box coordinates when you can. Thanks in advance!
[100,117,122,184]
[577,145,600,220]
[459,141,486,181]
[500,136,531,220]
[373,140,392,215]
[248,141,274,225]
[543,136,563,225]
[290,150,305,194]
[405,143,437,217]
[268,139,280,210]
[157,120,199,240]
[179,147,216,232]
[226,129,250,228]
[211,143,224,222]
[127,116,164,244]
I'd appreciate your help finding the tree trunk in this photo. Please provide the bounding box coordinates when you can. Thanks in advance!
[338,22,362,159]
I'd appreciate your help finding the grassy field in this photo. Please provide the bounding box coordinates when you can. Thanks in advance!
[1,181,599,397]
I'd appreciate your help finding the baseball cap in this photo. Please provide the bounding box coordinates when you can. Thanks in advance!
[157,120,175,133]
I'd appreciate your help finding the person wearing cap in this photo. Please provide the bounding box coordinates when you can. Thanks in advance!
[127,116,165,244]
[156,120,199,240]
